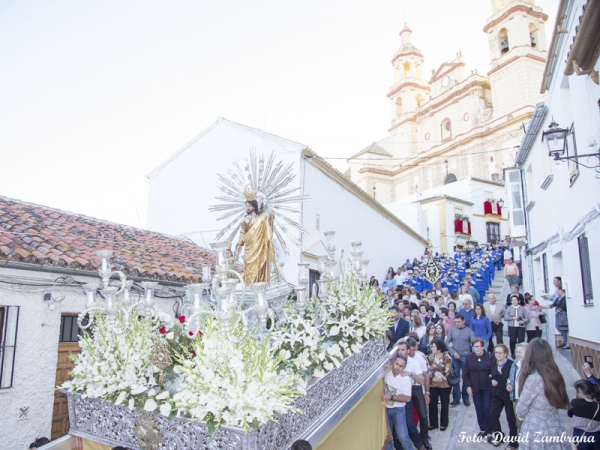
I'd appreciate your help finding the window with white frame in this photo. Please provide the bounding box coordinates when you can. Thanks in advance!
[508,171,524,226]
[0,305,20,389]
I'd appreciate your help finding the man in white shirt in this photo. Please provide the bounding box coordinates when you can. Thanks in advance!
[483,294,506,352]
[394,266,405,285]
[393,341,428,450]
[396,266,408,284]
[383,356,414,450]
[440,288,452,305]
[407,337,432,449]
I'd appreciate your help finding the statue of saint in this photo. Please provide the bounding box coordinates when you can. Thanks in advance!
[235,194,276,284]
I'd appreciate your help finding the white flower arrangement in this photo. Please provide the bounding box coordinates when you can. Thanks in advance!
[172,319,304,433]
[271,270,389,380]
[270,312,342,379]
[324,271,390,355]
[61,311,171,412]
[61,266,387,435]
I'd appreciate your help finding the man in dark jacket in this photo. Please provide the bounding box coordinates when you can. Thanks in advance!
[388,306,410,350]
[489,343,517,447]
[463,338,494,442]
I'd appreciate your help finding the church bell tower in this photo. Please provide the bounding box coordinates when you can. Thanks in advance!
[484,0,549,118]
[387,25,431,133]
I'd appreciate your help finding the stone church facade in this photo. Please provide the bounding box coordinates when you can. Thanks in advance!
[348,0,549,204]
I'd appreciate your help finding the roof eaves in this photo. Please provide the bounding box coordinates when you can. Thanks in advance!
[470,177,505,186]
[516,103,548,166]
[415,195,474,206]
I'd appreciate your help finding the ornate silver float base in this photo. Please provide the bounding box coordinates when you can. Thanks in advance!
[67,339,388,450]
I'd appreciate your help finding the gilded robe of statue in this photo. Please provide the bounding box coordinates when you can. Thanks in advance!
[236,212,276,284]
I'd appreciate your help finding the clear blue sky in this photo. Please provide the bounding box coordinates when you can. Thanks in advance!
[0,0,556,228]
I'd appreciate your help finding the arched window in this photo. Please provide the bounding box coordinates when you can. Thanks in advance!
[441,118,452,141]
[444,173,458,184]
[403,61,411,76]
[499,28,509,54]
[529,23,538,48]
[416,94,423,107]
[395,97,403,116]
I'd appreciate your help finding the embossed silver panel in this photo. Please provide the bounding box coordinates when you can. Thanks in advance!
[67,339,387,449]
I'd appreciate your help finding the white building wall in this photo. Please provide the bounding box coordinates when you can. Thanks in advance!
[301,162,426,281]
[421,203,440,253]
[517,0,600,354]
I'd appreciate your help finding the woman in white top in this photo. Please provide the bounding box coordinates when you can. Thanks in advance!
[504,295,530,359]
[411,314,427,339]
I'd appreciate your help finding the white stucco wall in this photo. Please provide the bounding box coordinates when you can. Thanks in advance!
[384,202,427,240]
[0,268,179,448]
[301,161,426,283]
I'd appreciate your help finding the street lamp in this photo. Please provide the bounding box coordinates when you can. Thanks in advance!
[372,185,376,199]
[542,120,568,159]
[497,198,505,208]
[542,119,600,172]
[444,159,449,177]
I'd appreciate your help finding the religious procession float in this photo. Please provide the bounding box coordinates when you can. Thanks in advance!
[60,151,416,450]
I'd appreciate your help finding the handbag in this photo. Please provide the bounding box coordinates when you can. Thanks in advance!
[574,400,600,449]
[446,368,460,386]
[556,310,569,328]
[539,314,547,324]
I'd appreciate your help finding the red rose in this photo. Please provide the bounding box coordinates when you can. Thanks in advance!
[179,316,186,324]
[188,331,194,336]
[189,349,196,356]
[198,330,203,337]
[159,326,167,334]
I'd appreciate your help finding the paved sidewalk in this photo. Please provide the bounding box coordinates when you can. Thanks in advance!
[425,349,579,450]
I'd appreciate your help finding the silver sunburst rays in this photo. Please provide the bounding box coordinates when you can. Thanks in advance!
[209,148,308,255]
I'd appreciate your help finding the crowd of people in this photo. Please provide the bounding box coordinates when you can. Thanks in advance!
[372,245,507,307]
[381,256,597,450]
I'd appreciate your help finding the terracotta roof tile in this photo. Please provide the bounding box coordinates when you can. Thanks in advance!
[0,196,217,282]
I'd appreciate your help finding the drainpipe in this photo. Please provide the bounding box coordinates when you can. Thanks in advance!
[518,168,535,296]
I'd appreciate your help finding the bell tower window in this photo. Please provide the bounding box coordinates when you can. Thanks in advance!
[416,94,423,107]
[529,23,538,48]
[395,97,403,116]
[403,61,411,77]
[499,28,509,54]
[441,118,452,141]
